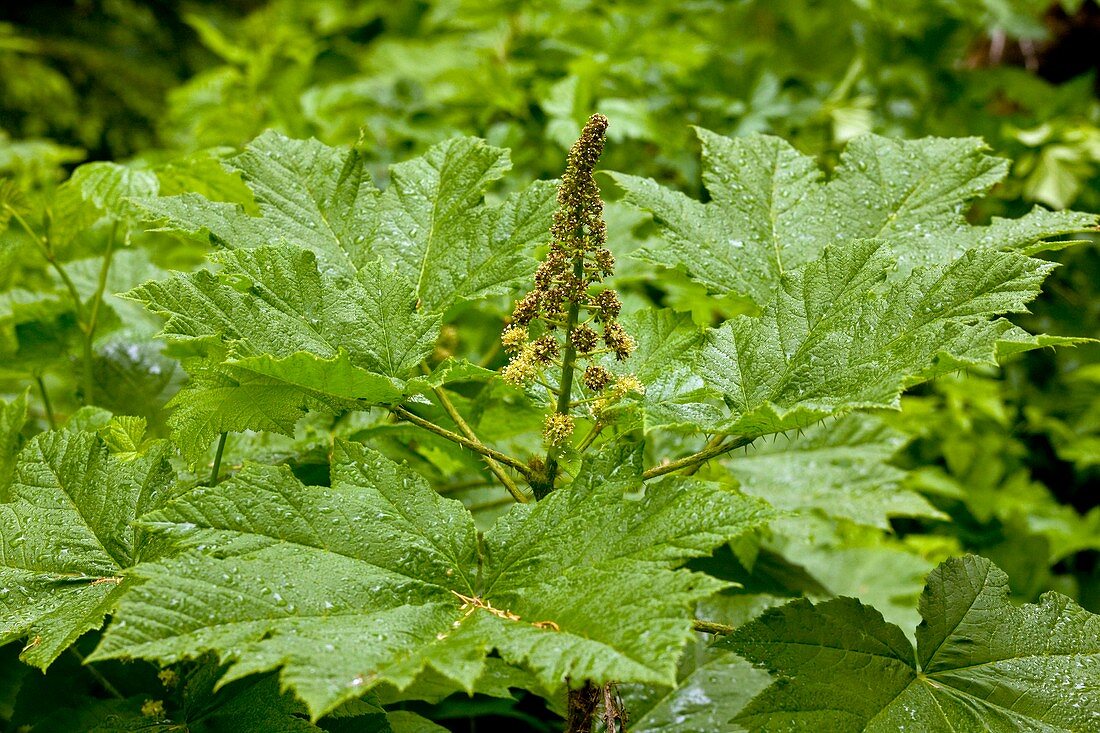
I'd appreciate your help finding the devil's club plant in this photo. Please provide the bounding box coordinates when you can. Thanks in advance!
[0,115,1097,732]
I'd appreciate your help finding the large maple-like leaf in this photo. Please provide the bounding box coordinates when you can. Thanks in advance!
[0,429,173,668]
[726,554,1100,732]
[611,130,1096,305]
[696,238,1062,436]
[136,132,556,314]
[124,245,440,459]
[90,441,774,719]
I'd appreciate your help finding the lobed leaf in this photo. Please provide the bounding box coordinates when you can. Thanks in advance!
[726,555,1100,732]
[91,441,774,719]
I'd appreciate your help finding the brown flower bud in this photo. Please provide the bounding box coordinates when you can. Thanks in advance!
[582,364,613,391]
[571,324,599,353]
[592,289,621,321]
[603,321,636,360]
[531,334,560,364]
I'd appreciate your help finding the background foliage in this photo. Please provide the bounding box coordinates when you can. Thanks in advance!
[0,1,1098,731]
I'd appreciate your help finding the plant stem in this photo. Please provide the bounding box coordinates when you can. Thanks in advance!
[424,371,529,503]
[208,432,227,486]
[642,435,754,480]
[693,619,735,635]
[391,406,533,481]
[576,421,603,453]
[682,434,726,477]
[10,209,86,323]
[35,376,56,429]
[68,647,124,700]
[81,223,119,406]
[543,256,584,490]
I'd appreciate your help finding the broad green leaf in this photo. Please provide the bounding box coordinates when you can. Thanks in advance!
[136,132,556,313]
[0,429,173,668]
[92,441,774,719]
[726,554,1100,732]
[697,239,1057,436]
[375,137,557,313]
[612,131,1096,303]
[724,414,941,528]
[624,649,770,733]
[614,308,723,432]
[137,131,378,272]
[125,245,439,458]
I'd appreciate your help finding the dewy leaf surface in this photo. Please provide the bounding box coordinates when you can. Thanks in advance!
[91,441,774,719]
[0,429,173,669]
[136,132,556,314]
[723,414,940,529]
[726,554,1100,732]
[125,245,439,458]
[697,238,1057,436]
[612,131,1096,304]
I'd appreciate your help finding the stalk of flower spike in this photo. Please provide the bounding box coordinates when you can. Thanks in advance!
[500,114,639,497]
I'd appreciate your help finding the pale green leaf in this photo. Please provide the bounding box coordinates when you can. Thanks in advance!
[91,441,774,719]
[726,555,1100,732]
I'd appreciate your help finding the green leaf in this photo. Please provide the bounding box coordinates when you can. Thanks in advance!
[697,239,1056,436]
[0,429,174,669]
[726,555,1100,732]
[723,414,941,529]
[125,245,439,458]
[0,390,28,498]
[136,133,556,314]
[137,131,378,272]
[375,137,556,313]
[91,441,774,719]
[614,308,724,432]
[612,131,1096,304]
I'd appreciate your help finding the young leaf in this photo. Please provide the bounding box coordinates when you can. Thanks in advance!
[697,239,1058,437]
[612,131,1096,304]
[726,555,1100,732]
[0,429,173,668]
[91,441,774,719]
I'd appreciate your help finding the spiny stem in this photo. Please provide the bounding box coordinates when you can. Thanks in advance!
[693,619,735,635]
[35,376,56,429]
[422,367,530,503]
[208,432,227,486]
[642,435,754,480]
[682,434,726,477]
[69,647,124,700]
[391,406,534,482]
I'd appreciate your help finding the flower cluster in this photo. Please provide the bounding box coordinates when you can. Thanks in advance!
[499,114,640,448]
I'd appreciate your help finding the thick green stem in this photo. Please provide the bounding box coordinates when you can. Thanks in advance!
[543,256,585,492]
[35,376,56,430]
[208,432,227,486]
